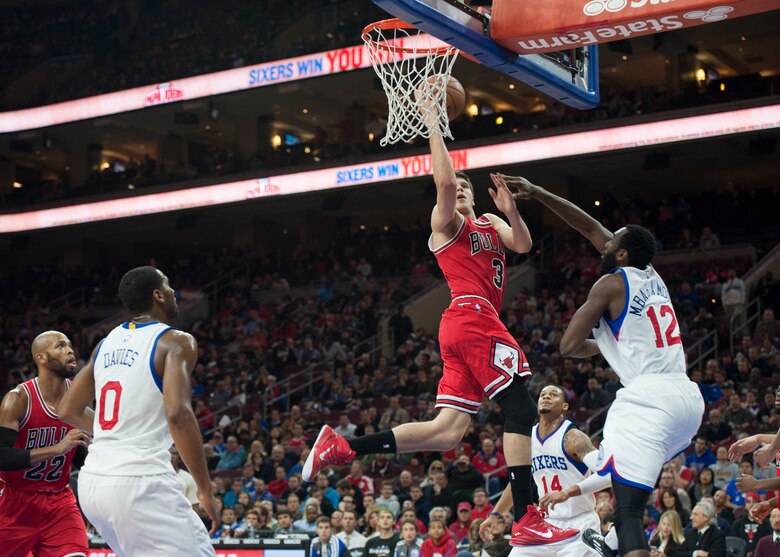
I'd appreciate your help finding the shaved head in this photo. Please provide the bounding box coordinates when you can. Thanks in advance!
[31,330,77,378]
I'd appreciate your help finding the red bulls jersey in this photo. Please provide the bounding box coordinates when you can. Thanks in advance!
[430,215,506,313]
[0,378,78,492]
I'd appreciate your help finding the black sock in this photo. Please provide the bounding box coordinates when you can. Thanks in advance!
[347,430,397,456]
[509,465,533,521]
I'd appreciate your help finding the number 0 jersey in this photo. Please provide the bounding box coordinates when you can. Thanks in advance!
[592,265,686,387]
[531,419,595,520]
[82,321,175,476]
[430,214,505,312]
[0,378,78,492]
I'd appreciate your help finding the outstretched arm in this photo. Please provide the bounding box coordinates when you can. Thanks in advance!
[559,274,624,358]
[499,175,613,253]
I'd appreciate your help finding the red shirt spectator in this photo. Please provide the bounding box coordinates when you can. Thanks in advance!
[471,439,507,479]
[347,461,374,494]
[420,521,457,557]
[470,488,495,522]
[450,502,473,541]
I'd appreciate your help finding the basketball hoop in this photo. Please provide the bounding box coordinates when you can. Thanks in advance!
[362,18,459,145]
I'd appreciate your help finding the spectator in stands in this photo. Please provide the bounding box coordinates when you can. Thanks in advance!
[428,472,455,513]
[389,306,415,350]
[338,510,367,557]
[689,467,716,505]
[364,509,399,557]
[195,399,215,431]
[730,493,771,555]
[274,508,301,536]
[420,519,457,557]
[375,480,401,518]
[699,226,721,249]
[652,469,692,513]
[699,409,732,444]
[409,484,433,525]
[752,508,780,557]
[755,309,780,342]
[469,488,494,522]
[236,508,273,539]
[686,436,716,473]
[471,438,506,496]
[307,485,335,516]
[286,493,303,521]
[311,516,347,557]
[217,435,248,470]
[725,459,765,508]
[675,281,699,318]
[659,489,690,525]
[268,465,289,500]
[365,454,401,479]
[447,455,484,501]
[395,471,414,504]
[711,490,734,528]
[282,474,308,505]
[648,510,685,557]
[676,228,696,250]
[675,502,726,556]
[394,518,424,557]
[334,414,358,438]
[450,502,473,542]
[224,478,245,508]
[347,460,374,494]
[379,396,411,430]
[721,268,747,324]
[579,377,610,411]
[723,393,754,429]
[261,444,294,482]
[689,306,718,340]
[293,501,321,533]
[316,473,340,510]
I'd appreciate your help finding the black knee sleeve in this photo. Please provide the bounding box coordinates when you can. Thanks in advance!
[493,379,536,437]
[612,478,651,554]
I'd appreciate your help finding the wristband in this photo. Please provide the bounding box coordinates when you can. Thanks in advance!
[488,512,502,518]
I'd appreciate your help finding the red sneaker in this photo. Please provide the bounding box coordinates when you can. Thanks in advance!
[509,505,580,547]
[302,425,356,482]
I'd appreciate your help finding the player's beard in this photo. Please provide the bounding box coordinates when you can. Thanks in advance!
[599,251,619,275]
[47,355,76,378]
[538,407,551,414]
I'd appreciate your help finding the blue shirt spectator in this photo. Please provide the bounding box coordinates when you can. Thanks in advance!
[685,437,717,473]
[216,435,247,470]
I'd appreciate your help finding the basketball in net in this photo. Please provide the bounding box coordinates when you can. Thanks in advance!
[362,19,460,145]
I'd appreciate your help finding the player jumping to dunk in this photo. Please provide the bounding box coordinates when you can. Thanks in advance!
[501,174,705,557]
[303,100,578,547]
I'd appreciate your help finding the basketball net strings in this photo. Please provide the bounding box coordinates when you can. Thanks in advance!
[364,26,459,145]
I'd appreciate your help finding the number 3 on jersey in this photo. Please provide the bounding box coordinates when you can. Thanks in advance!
[99,381,123,430]
[647,304,681,348]
[491,258,504,289]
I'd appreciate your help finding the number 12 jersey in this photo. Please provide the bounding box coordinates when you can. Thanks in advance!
[82,321,174,476]
[592,265,686,387]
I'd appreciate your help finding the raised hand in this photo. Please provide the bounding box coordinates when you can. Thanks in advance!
[728,436,761,462]
[478,515,497,542]
[735,474,759,493]
[539,490,570,511]
[749,500,773,522]
[754,443,775,468]
[489,173,520,215]
[496,174,537,200]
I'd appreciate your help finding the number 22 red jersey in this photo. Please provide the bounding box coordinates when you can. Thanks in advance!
[0,378,78,492]
[430,215,506,312]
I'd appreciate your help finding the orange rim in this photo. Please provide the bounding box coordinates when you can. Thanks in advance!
[362,18,457,55]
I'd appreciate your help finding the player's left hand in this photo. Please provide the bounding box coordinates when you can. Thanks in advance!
[539,490,569,511]
[754,443,775,468]
[736,473,759,493]
[488,173,519,215]
[749,500,773,522]
[478,515,497,542]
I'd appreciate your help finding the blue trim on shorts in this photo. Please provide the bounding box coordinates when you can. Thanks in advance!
[597,457,653,492]
[149,327,172,393]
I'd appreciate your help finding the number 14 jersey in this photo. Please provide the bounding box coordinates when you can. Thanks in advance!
[592,265,686,387]
[82,321,174,476]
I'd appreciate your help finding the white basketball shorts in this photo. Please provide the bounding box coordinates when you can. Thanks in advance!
[596,373,705,490]
[78,470,215,557]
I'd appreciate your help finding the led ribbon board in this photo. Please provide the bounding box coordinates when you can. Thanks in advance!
[1,103,778,234]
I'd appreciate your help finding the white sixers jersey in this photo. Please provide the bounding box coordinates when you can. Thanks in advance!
[531,419,595,520]
[592,265,686,387]
[82,321,175,476]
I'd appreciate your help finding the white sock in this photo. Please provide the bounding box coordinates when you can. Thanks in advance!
[604,526,619,551]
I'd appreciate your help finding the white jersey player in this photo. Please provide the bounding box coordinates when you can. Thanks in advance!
[503,174,704,557]
[480,385,611,556]
[61,266,219,557]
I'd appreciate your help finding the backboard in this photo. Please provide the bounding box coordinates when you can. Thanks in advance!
[371,0,600,109]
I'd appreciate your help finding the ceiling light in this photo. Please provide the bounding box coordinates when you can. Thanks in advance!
[368,133,374,141]
[695,68,706,83]
[302,108,308,114]
[12,181,22,189]
[720,83,726,91]
[622,55,627,61]
[468,103,479,117]
[271,135,282,147]
[304,146,311,154]
[594,200,601,206]
[128,184,136,190]
[509,84,515,89]
[495,116,504,125]
[100,162,110,171]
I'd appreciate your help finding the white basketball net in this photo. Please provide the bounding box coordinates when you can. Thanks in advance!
[362,22,459,146]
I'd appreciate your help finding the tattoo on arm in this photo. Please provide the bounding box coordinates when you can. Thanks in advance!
[565,429,596,463]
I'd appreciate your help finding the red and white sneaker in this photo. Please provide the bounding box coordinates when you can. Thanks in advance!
[301,425,356,482]
[509,505,580,547]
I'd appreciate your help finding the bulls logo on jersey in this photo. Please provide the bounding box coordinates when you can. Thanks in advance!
[492,342,518,374]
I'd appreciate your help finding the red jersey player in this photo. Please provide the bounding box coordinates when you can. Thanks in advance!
[0,330,91,557]
[303,97,577,547]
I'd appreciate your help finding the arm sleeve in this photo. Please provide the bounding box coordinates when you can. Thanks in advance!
[0,426,31,471]
[582,450,599,472]
[576,472,613,495]
[71,444,88,469]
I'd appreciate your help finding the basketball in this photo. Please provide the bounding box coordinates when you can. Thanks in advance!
[445,76,466,120]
